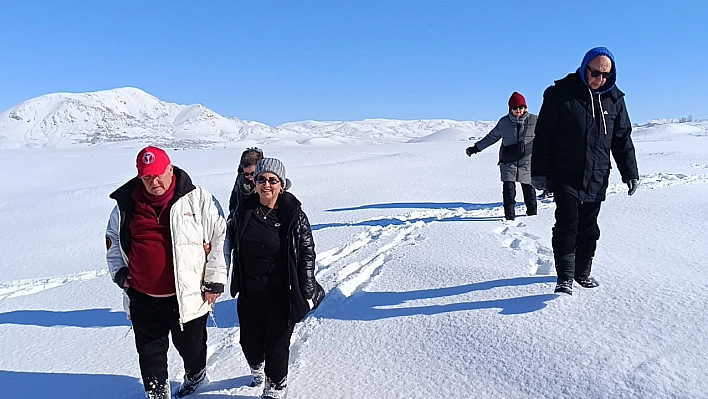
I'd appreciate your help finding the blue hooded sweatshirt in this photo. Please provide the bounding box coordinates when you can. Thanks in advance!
[578,47,617,95]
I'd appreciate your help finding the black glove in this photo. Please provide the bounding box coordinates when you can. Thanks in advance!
[114,267,130,289]
[466,145,480,156]
[625,179,638,196]
[531,176,547,191]
[202,282,225,294]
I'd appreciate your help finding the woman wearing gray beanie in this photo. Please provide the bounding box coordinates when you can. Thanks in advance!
[226,157,324,399]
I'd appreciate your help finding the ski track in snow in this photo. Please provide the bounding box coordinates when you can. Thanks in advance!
[0,269,108,301]
[4,171,706,396]
[492,172,708,276]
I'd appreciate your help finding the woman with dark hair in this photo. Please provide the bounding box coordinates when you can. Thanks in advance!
[227,157,324,399]
[228,147,264,214]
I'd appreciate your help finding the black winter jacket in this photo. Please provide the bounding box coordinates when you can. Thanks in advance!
[531,72,639,202]
[227,191,324,325]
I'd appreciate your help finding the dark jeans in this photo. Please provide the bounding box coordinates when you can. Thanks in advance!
[237,289,293,383]
[128,288,208,391]
[502,181,537,219]
[551,188,602,281]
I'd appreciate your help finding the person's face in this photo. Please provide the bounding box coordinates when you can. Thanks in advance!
[585,55,613,90]
[140,165,174,196]
[255,172,282,203]
[243,165,257,186]
[511,105,527,117]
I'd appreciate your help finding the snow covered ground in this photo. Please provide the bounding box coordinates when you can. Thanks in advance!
[1,124,707,398]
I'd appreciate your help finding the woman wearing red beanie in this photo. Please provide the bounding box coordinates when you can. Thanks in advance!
[466,92,538,220]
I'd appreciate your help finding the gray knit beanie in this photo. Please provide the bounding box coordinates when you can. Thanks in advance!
[255,158,288,188]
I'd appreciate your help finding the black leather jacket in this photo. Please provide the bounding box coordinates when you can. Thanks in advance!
[227,191,323,324]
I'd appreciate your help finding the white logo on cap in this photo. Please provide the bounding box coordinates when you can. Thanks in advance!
[142,152,155,165]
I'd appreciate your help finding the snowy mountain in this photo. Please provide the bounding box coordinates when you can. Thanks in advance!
[0,87,495,149]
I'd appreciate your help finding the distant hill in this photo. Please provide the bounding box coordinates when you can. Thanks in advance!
[0,87,494,149]
[1,87,705,149]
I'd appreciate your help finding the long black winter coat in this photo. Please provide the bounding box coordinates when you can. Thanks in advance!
[531,72,639,202]
[227,191,324,325]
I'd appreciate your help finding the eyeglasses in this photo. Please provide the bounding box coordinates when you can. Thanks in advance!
[243,171,255,177]
[256,176,281,185]
[587,67,614,79]
[511,106,526,111]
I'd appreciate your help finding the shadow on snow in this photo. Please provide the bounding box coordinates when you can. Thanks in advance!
[0,370,257,399]
[0,299,239,329]
[326,201,503,213]
[312,213,504,231]
[0,370,143,399]
[315,276,558,321]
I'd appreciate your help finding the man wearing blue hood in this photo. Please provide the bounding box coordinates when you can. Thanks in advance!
[531,47,639,295]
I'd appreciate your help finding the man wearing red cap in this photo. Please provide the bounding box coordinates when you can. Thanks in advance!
[466,91,538,220]
[106,146,227,398]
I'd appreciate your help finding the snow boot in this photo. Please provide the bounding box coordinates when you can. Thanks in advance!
[249,362,265,388]
[575,276,599,288]
[174,368,207,398]
[262,375,287,399]
[144,380,171,399]
[554,279,573,295]
[503,202,516,220]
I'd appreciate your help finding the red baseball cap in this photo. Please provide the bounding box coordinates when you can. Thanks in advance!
[136,146,171,177]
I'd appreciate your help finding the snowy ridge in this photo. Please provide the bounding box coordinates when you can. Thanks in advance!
[0,87,495,149]
[0,269,108,300]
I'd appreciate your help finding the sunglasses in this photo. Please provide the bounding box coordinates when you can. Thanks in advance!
[243,171,255,177]
[587,67,614,79]
[256,176,281,185]
[511,106,526,111]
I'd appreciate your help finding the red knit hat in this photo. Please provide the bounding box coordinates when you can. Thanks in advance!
[508,92,527,109]
[136,146,171,177]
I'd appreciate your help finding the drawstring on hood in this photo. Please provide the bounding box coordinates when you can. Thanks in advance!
[588,89,608,136]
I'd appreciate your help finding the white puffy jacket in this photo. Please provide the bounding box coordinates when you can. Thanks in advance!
[106,169,227,326]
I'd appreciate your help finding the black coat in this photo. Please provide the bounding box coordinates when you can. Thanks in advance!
[227,191,324,325]
[531,72,639,202]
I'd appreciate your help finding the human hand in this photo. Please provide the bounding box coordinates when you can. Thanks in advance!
[115,267,131,289]
[626,179,638,196]
[531,176,547,191]
[466,145,480,156]
[203,243,212,255]
[204,292,221,305]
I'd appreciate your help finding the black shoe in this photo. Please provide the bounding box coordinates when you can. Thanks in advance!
[262,376,287,399]
[145,380,171,399]
[526,210,537,216]
[174,368,207,398]
[249,362,265,388]
[575,276,599,288]
[554,280,573,295]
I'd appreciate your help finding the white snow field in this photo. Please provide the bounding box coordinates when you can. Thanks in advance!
[1,119,707,398]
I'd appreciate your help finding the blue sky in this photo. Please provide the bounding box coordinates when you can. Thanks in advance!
[1,1,706,125]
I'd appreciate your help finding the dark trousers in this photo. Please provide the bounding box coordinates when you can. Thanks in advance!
[237,290,293,383]
[502,181,537,219]
[128,288,208,391]
[551,189,602,281]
